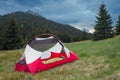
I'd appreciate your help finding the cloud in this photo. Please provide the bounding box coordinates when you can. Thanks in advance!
[40,0,96,28]
[88,29,95,33]
[14,0,40,7]
[70,23,84,30]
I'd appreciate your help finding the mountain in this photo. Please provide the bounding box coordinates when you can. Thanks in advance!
[0,11,92,43]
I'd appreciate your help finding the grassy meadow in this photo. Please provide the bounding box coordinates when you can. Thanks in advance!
[0,35,120,80]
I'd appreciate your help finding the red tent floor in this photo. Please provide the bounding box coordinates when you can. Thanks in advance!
[15,51,78,75]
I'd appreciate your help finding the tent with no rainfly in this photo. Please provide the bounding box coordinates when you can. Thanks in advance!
[15,34,78,74]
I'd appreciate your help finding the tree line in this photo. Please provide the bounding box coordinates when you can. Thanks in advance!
[0,11,92,50]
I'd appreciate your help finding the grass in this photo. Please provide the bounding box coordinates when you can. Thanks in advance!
[0,35,120,80]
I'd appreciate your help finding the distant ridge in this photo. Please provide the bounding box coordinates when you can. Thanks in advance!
[0,11,92,43]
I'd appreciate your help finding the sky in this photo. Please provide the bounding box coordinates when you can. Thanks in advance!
[0,0,120,33]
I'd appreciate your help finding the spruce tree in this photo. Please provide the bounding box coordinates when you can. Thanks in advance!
[93,3,114,40]
[3,15,22,50]
[0,26,4,50]
[116,16,120,35]
[82,29,88,40]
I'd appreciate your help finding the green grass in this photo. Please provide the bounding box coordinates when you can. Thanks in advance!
[0,35,120,80]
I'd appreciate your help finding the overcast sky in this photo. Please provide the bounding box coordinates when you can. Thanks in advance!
[0,0,120,32]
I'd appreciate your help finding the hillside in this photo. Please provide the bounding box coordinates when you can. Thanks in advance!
[0,35,120,80]
[0,11,92,44]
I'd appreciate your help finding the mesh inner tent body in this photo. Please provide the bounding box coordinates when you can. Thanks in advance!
[28,37,59,52]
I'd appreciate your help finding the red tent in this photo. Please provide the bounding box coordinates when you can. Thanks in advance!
[15,34,78,74]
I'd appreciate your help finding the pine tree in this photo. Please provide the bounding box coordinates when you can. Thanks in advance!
[0,26,4,50]
[116,16,120,35]
[82,28,88,40]
[3,15,22,50]
[93,3,114,40]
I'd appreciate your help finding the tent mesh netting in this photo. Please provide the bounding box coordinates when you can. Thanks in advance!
[28,37,58,52]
